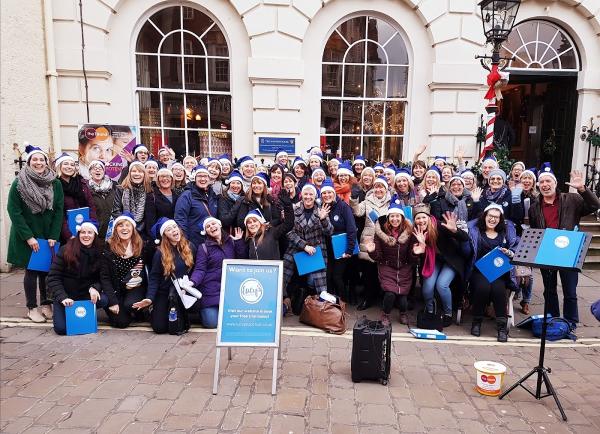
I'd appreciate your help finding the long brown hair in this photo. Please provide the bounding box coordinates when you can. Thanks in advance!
[108,221,144,257]
[248,178,270,208]
[383,216,412,237]
[424,215,438,247]
[159,233,195,277]
[120,164,151,192]
[63,233,100,270]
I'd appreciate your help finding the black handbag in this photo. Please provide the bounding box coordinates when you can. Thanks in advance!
[168,280,190,336]
[416,299,443,332]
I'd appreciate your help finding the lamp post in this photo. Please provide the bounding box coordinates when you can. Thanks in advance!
[475,0,521,159]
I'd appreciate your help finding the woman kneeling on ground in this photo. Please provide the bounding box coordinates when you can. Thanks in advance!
[47,220,117,335]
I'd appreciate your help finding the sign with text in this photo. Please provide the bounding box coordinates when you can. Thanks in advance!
[258,137,295,155]
[217,260,283,347]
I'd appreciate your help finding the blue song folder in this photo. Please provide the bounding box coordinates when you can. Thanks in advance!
[66,300,97,335]
[534,229,585,268]
[27,239,60,272]
[67,207,89,236]
[294,247,326,275]
[475,247,512,283]
[403,206,413,223]
[368,209,379,223]
[331,233,359,259]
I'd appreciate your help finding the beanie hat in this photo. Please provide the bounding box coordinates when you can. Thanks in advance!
[89,160,106,171]
[283,172,298,184]
[484,203,504,214]
[488,168,507,182]
[133,144,149,155]
[413,203,431,217]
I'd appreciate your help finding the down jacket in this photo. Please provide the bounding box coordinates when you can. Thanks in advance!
[350,189,391,261]
[369,223,417,295]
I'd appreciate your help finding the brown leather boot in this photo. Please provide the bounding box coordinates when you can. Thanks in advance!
[520,301,530,315]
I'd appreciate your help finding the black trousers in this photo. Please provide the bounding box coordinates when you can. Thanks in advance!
[106,286,146,328]
[360,259,380,302]
[470,270,507,320]
[382,292,407,314]
[24,270,51,309]
[326,257,349,297]
[150,290,201,334]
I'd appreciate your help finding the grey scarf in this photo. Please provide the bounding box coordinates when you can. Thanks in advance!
[444,189,470,223]
[17,166,56,214]
[88,176,113,197]
[122,184,146,223]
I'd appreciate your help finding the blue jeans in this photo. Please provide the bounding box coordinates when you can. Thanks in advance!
[200,306,219,329]
[521,276,533,304]
[53,293,109,335]
[422,262,454,316]
[540,269,579,324]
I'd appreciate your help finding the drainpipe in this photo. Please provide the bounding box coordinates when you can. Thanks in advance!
[43,0,61,159]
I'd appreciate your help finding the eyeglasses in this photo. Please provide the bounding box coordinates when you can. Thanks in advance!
[486,214,501,220]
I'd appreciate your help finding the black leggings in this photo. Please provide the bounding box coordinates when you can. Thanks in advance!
[470,270,507,320]
[382,292,407,314]
[326,257,349,297]
[150,290,201,334]
[106,286,146,328]
[24,270,51,309]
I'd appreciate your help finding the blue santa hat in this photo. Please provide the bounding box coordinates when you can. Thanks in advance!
[353,155,366,166]
[448,175,465,187]
[89,160,106,171]
[384,164,397,175]
[482,154,498,165]
[218,154,231,165]
[24,144,48,163]
[237,155,255,168]
[433,156,447,165]
[275,148,288,159]
[537,162,556,183]
[521,167,538,181]
[308,153,323,164]
[151,217,177,244]
[251,172,269,186]
[394,168,413,181]
[133,144,149,156]
[244,209,266,226]
[191,164,209,178]
[373,175,389,187]
[76,219,99,235]
[426,166,441,179]
[54,152,75,167]
[157,146,171,157]
[199,216,222,236]
[225,170,244,185]
[311,167,326,179]
[460,168,475,179]
[320,178,336,194]
[307,146,323,157]
[144,158,159,168]
[206,157,222,169]
[374,162,385,171]
[292,156,306,169]
[328,157,341,165]
[337,162,354,177]
[113,212,136,229]
[387,203,405,217]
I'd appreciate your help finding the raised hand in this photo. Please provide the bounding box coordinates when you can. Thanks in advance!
[120,149,134,163]
[441,211,458,233]
[414,143,428,158]
[231,227,243,240]
[365,240,376,252]
[456,145,464,160]
[413,226,426,246]
[566,170,585,192]
[471,186,482,201]
[318,203,331,220]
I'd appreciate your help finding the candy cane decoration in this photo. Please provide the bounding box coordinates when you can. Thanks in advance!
[480,102,496,159]
[479,65,509,159]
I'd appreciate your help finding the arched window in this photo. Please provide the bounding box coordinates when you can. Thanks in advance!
[321,16,409,162]
[501,20,579,71]
[135,5,231,159]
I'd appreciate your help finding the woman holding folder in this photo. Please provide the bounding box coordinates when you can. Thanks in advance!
[47,220,115,334]
[464,204,519,342]
[7,145,64,323]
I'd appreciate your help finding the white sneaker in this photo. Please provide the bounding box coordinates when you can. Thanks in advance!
[27,308,46,323]
[40,304,53,320]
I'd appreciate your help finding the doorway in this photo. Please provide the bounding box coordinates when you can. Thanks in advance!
[499,74,578,187]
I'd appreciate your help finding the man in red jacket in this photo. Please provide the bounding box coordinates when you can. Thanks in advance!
[528,163,600,326]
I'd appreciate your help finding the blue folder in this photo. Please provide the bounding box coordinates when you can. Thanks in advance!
[27,239,60,272]
[403,206,413,223]
[67,207,89,236]
[65,300,97,335]
[331,233,360,259]
[475,247,512,283]
[368,209,379,223]
[534,228,585,268]
[293,246,326,276]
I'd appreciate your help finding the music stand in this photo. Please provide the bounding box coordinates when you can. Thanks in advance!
[498,229,592,421]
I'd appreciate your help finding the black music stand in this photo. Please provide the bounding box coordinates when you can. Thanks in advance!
[498,228,593,421]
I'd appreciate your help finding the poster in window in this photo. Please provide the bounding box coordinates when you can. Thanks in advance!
[77,124,137,180]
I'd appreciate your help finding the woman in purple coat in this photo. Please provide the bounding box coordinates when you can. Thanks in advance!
[189,216,245,328]
[54,152,97,244]
[365,203,417,325]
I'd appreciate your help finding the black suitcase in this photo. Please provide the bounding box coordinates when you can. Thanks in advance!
[351,316,392,385]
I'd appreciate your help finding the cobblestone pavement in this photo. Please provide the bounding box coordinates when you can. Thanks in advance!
[1,269,600,433]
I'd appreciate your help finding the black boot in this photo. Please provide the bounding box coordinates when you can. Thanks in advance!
[357,299,371,311]
[471,319,482,337]
[497,317,508,343]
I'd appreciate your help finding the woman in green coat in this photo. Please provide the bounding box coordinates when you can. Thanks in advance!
[7,145,64,323]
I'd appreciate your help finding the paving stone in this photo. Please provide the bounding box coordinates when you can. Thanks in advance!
[58,398,118,428]
[242,413,269,428]
[270,414,305,434]
[246,393,274,413]
[97,412,135,434]
[411,385,445,407]
[196,410,224,428]
[136,399,172,422]
[398,414,426,432]
[1,397,39,421]
[220,406,244,430]
[121,421,159,433]
[359,404,396,425]
[91,379,136,399]
[274,389,307,414]
[161,415,197,431]
[419,408,458,429]
[331,398,357,425]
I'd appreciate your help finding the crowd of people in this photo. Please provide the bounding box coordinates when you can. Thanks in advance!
[7,142,600,342]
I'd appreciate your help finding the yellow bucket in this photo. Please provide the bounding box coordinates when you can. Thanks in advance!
[474,361,507,396]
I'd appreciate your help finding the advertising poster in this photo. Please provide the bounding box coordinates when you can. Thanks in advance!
[77,124,137,180]
[217,260,283,347]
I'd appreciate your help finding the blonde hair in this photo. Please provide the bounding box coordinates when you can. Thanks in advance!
[107,220,144,257]
[120,164,151,192]
[159,233,195,277]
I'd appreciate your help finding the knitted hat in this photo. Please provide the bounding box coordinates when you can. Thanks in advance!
[412,203,431,217]
[77,219,99,235]
[337,162,354,177]
[151,217,177,244]
[484,203,504,215]
[353,155,366,166]
[157,167,173,178]
[226,170,244,185]
[25,144,48,163]
[320,178,335,194]
[244,209,266,226]
[537,162,556,183]
[54,152,75,168]
[489,168,507,182]
[113,212,136,228]
[199,216,222,235]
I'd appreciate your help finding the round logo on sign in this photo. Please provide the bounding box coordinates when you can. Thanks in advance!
[493,257,504,268]
[75,213,84,224]
[333,215,339,222]
[239,278,264,304]
[554,236,570,249]
[84,128,96,140]
[75,306,87,318]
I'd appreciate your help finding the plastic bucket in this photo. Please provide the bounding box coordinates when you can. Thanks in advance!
[474,361,507,396]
